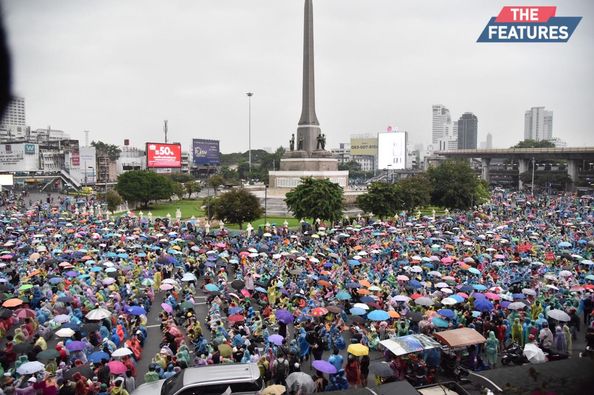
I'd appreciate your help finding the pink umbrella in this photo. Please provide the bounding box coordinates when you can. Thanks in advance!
[441,257,454,264]
[484,292,500,301]
[107,360,127,375]
[161,303,173,314]
[240,289,251,297]
[160,284,174,291]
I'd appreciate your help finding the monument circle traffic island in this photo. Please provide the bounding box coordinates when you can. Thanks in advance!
[268,0,349,191]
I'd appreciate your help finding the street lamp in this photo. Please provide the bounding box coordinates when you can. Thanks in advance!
[531,157,536,197]
[246,92,254,176]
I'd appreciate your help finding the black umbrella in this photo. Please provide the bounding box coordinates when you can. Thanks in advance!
[231,280,245,290]
[35,349,60,363]
[370,362,395,378]
[406,311,424,322]
[0,308,12,318]
[81,322,100,335]
[63,365,93,381]
[13,342,34,354]
[57,296,73,303]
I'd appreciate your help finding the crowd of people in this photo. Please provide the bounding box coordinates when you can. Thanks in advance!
[0,189,593,395]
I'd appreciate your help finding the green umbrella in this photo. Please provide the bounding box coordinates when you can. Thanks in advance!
[180,301,194,310]
[19,284,33,291]
[218,344,232,357]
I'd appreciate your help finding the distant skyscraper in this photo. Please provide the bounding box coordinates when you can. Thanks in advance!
[457,113,478,149]
[432,105,451,144]
[0,97,25,127]
[524,107,553,141]
[486,133,493,149]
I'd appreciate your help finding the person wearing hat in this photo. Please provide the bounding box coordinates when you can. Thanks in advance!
[110,377,129,395]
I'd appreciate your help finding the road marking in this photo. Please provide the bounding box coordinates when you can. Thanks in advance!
[146,324,160,328]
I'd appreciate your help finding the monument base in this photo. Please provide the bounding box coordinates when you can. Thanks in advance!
[268,169,349,189]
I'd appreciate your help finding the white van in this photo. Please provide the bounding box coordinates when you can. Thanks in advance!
[132,363,264,395]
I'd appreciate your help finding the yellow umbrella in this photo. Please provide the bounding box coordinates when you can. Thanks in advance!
[261,385,286,395]
[347,343,369,357]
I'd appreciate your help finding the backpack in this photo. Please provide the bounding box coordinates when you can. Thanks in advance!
[274,358,289,380]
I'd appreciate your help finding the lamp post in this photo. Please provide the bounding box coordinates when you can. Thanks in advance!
[246,92,254,176]
[531,157,536,197]
[264,184,268,226]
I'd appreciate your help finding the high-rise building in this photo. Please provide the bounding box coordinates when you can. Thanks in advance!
[0,97,26,128]
[524,107,553,141]
[432,105,451,144]
[486,133,493,149]
[457,113,478,149]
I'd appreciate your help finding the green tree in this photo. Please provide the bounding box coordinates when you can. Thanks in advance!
[338,160,362,172]
[172,182,185,200]
[202,196,217,220]
[207,174,225,196]
[91,141,121,161]
[104,189,123,212]
[285,177,344,222]
[512,139,555,149]
[519,171,571,189]
[394,174,432,212]
[116,170,174,208]
[213,189,263,230]
[356,182,398,219]
[184,180,201,199]
[169,173,194,183]
[427,160,488,210]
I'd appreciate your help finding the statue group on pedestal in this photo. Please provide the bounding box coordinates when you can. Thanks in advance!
[288,132,325,151]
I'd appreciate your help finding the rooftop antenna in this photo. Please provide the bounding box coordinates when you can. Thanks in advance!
[164,120,168,143]
[84,130,89,147]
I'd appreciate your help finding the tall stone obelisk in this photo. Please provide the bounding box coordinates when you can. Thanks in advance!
[269,0,348,190]
[297,0,320,155]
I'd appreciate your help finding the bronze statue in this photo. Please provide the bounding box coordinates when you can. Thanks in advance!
[316,133,326,150]
[297,136,304,151]
[289,134,295,151]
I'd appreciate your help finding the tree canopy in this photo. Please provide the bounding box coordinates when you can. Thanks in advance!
[91,141,121,161]
[512,139,555,149]
[427,160,488,210]
[285,177,343,222]
[116,170,174,208]
[213,188,262,229]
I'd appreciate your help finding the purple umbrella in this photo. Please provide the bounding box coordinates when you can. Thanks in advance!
[126,306,147,316]
[161,303,173,314]
[64,271,78,277]
[474,298,493,312]
[312,360,337,374]
[268,334,284,346]
[65,340,86,352]
[275,309,294,324]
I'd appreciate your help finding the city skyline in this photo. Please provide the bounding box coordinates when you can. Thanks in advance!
[3,0,593,153]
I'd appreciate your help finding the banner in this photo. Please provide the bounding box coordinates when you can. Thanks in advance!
[192,139,220,166]
[146,142,182,168]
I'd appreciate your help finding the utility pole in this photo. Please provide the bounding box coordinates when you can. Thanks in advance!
[84,130,89,147]
[246,92,253,175]
[531,157,536,197]
[164,120,168,143]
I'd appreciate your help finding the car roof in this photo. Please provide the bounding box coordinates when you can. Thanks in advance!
[182,363,261,386]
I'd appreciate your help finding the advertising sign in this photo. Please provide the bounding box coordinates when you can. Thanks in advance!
[146,142,182,168]
[192,139,220,166]
[24,144,36,155]
[377,131,407,170]
[350,137,378,157]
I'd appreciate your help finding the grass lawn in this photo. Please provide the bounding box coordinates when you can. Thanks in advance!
[226,217,301,230]
[145,199,205,219]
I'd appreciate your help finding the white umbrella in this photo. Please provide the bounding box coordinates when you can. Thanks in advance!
[415,297,434,306]
[112,347,134,357]
[522,288,536,296]
[53,314,70,324]
[410,266,423,273]
[55,328,75,338]
[86,308,111,320]
[441,297,458,305]
[181,273,197,282]
[545,284,559,291]
[392,295,410,303]
[547,309,570,322]
[162,278,178,285]
[508,302,527,310]
[523,343,546,364]
[435,282,449,288]
[353,303,370,310]
[17,361,45,375]
[559,270,573,277]
[428,271,442,278]
[286,372,315,395]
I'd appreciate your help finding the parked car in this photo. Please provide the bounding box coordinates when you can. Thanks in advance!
[132,363,263,395]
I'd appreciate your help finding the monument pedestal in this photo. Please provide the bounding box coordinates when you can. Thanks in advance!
[268,155,348,189]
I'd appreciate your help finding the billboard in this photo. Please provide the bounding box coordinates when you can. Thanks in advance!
[377,131,407,170]
[350,137,378,157]
[146,142,182,168]
[192,139,220,166]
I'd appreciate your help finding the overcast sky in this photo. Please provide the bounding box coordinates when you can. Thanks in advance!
[3,0,593,153]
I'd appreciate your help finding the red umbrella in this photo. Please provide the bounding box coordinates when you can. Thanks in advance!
[484,292,500,301]
[310,307,328,317]
[168,326,183,337]
[240,289,251,298]
[228,314,245,323]
[15,308,36,319]
[410,293,422,300]
[107,360,127,375]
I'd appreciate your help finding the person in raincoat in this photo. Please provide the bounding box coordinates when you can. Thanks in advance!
[554,326,567,353]
[562,323,572,355]
[485,331,499,368]
[511,318,523,346]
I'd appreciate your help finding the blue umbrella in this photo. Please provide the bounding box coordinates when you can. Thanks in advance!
[367,310,390,321]
[409,280,422,289]
[254,287,267,293]
[346,282,360,289]
[350,307,366,316]
[336,290,351,300]
[472,284,487,291]
[49,278,63,285]
[205,284,219,292]
[457,284,474,293]
[88,351,110,363]
[126,306,147,316]
[474,298,493,312]
[558,241,571,248]
[451,294,464,303]
[348,260,361,266]
[437,309,455,319]
[90,266,102,272]
[512,293,525,299]
[360,296,375,303]
[229,306,244,315]
[468,268,481,275]
[432,317,449,328]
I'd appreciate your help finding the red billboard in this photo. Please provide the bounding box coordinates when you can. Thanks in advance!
[146,142,182,168]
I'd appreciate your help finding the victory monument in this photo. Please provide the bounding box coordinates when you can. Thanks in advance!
[268,0,348,190]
